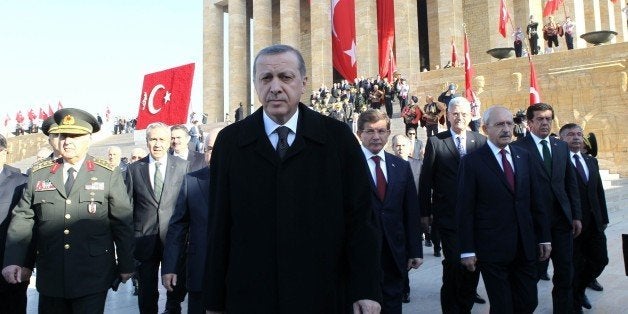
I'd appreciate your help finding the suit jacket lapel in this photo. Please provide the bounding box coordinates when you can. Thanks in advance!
[69,159,92,197]
[0,167,7,185]
[196,170,210,206]
[161,155,182,202]
[524,134,550,181]
[511,146,525,194]
[383,153,397,202]
[139,159,157,201]
[444,136,460,160]
[480,145,514,194]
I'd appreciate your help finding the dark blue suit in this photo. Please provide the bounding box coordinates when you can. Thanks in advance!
[163,167,209,313]
[513,134,580,313]
[457,144,550,313]
[0,165,29,314]
[367,152,421,314]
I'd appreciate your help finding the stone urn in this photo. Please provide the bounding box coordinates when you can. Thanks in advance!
[486,47,515,60]
[580,31,617,46]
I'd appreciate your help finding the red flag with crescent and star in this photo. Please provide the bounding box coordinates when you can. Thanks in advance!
[499,0,510,38]
[332,0,357,81]
[47,104,54,116]
[464,33,476,104]
[39,108,48,120]
[529,58,541,105]
[136,63,195,130]
[377,0,396,81]
[27,108,36,121]
[15,111,24,123]
[451,39,458,67]
[543,0,563,17]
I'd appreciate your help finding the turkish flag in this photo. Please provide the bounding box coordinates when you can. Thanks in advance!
[464,34,476,104]
[451,39,458,67]
[4,114,10,127]
[529,58,542,105]
[543,0,562,17]
[499,0,510,38]
[27,108,36,121]
[39,108,48,120]
[57,101,63,110]
[48,104,54,116]
[377,0,396,81]
[611,0,618,3]
[15,111,24,123]
[136,63,195,130]
[332,0,358,81]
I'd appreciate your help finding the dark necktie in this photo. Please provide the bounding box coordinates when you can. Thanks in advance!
[154,162,164,201]
[540,139,552,173]
[500,149,515,192]
[457,136,466,157]
[275,126,290,159]
[65,168,76,194]
[573,154,588,183]
[371,156,387,201]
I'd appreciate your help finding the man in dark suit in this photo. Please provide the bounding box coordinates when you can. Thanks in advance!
[0,134,31,314]
[513,103,581,313]
[419,96,486,313]
[458,106,551,313]
[170,124,206,172]
[559,123,609,312]
[205,44,381,314]
[125,122,189,314]
[357,110,422,313]
[3,108,135,313]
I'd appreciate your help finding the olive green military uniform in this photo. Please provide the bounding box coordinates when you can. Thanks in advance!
[3,156,134,299]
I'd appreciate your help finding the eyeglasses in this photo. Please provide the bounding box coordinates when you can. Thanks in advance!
[407,132,416,135]
[362,129,390,136]
[204,146,213,153]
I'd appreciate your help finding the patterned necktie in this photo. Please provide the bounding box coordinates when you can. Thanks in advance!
[457,136,466,157]
[154,162,164,201]
[500,149,515,192]
[540,139,552,173]
[573,154,588,183]
[275,126,290,159]
[371,156,387,201]
[65,168,76,194]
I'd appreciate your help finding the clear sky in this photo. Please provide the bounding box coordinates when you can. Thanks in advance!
[0,0,202,121]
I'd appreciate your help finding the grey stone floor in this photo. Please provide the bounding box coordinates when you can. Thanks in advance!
[11,117,628,313]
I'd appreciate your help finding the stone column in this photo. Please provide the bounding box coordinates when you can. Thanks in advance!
[394,0,420,88]
[308,2,332,97]
[252,0,273,108]
[280,0,301,49]
[426,0,463,69]
[203,0,225,123]
[615,1,627,42]
[229,0,247,122]
[600,0,611,31]
[355,0,379,77]
[573,0,587,49]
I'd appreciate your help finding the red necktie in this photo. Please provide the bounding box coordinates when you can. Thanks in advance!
[372,156,387,201]
[500,149,515,192]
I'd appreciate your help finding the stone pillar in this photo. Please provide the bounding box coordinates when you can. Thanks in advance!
[355,0,379,77]
[426,0,463,69]
[308,2,332,96]
[203,0,225,123]
[229,0,247,122]
[394,0,420,88]
[280,0,301,49]
[600,0,611,31]
[252,0,273,108]
[616,2,627,42]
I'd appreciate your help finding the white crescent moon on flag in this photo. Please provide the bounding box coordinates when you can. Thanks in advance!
[530,87,540,102]
[148,84,165,114]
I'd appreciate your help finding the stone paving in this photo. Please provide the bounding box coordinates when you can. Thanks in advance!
[10,114,628,313]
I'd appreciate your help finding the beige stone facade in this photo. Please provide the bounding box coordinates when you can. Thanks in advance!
[203,0,628,173]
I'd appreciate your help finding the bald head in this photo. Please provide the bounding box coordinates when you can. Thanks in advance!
[204,127,224,165]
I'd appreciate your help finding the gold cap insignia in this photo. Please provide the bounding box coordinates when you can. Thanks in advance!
[62,115,75,125]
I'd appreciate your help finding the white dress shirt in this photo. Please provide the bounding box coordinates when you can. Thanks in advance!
[450,129,467,155]
[570,151,589,180]
[360,146,388,183]
[530,132,552,159]
[63,158,85,184]
[263,109,299,149]
[149,155,168,190]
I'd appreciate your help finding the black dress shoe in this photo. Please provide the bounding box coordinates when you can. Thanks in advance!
[402,293,410,303]
[474,293,486,304]
[588,279,603,291]
[434,251,441,257]
[581,293,592,309]
[539,272,550,281]
[425,240,433,247]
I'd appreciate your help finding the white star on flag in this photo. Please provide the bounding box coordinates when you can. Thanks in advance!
[164,91,171,103]
[344,40,357,66]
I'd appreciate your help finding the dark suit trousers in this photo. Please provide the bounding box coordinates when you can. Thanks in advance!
[137,242,187,314]
[573,211,608,309]
[384,99,393,118]
[479,240,538,314]
[38,291,107,314]
[537,212,574,314]
[0,282,28,314]
[381,240,403,314]
[187,291,204,314]
[440,227,479,314]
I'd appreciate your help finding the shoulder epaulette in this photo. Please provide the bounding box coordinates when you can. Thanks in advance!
[93,157,115,171]
[30,159,55,173]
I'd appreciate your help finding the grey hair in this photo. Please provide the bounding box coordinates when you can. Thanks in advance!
[447,96,471,112]
[392,134,411,146]
[253,44,306,78]
[482,106,511,125]
[145,122,170,141]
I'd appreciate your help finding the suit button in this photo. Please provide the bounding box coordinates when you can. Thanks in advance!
[64,229,69,235]
[65,214,71,219]
[64,244,70,250]
[66,199,72,205]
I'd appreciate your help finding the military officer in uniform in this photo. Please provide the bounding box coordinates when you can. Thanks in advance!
[2,108,135,313]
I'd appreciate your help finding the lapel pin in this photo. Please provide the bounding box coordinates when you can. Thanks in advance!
[516,155,520,159]
[91,177,97,181]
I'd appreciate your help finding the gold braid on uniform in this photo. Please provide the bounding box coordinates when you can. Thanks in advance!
[30,159,55,173]
[93,157,115,171]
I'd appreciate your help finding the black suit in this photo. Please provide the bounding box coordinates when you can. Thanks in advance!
[513,134,580,313]
[365,152,421,313]
[0,165,29,314]
[571,153,609,309]
[125,154,188,314]
[205,104,381,313]
[419,130,486,313]
[163,167,210,314]
[457,144,550,313]
[171,150,206,173]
